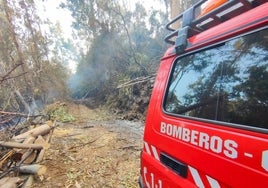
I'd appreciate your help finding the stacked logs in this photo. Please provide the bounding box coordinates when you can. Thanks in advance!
[0,121,56,188]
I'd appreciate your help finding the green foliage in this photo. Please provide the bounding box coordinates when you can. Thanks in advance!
[46,104,75,123]
[67,0,169,104]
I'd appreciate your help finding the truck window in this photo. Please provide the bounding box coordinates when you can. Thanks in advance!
[164,27,268,130]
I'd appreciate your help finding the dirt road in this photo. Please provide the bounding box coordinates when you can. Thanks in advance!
[33,103,144,188]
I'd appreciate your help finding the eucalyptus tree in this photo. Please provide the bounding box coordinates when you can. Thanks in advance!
[0,0,69,125]
[64,0,169,102]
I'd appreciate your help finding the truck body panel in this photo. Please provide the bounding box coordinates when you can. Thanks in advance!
[140,1,268,187]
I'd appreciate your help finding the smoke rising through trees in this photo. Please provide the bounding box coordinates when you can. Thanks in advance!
[0,0,198,126]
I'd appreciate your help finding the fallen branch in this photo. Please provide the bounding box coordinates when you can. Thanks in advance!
[0,141,46,150]
[0,110,45,117]
[117,74,156,89]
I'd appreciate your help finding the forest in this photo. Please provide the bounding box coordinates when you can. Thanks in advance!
[0,0,198,126]
[1,0,267,187]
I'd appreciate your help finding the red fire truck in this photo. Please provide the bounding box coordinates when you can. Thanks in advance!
[139,0,268,187]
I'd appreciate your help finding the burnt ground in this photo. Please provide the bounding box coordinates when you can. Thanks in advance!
[33,103,143,188]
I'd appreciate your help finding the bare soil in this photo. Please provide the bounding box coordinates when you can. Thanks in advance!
[33,103,143,188]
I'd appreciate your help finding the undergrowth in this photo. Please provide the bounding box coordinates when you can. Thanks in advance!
[45,102,76,123]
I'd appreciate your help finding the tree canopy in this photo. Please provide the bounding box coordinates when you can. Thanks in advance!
[66,0,170,102]
[0,0,69,126]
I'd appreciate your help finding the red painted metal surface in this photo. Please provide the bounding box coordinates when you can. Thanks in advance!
[140,2,268,188]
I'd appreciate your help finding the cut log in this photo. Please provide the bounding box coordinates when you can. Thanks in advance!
[16,136,36,164]
[13,124,52,142]
[45,122,55,143]
[14,90,31,116]
[22,136,35,145]
[15,136,35,153]
[21,175,33,188]
[19,164,47,175]
[0,141,47,150]
[34,135,46,144]
[34,136,47,163]
[35,124,55,163]
[46,120,54,127]
[0,177,22,188]
[20,149,36,164]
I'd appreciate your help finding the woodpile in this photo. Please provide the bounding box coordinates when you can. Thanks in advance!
[0,121,56,188]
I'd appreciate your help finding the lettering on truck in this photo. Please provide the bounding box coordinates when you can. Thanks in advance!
[160,122,238,159]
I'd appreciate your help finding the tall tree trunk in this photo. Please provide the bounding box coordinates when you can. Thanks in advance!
[3,0,28,83]
[14,90,31,115]
[3,0,35,114]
